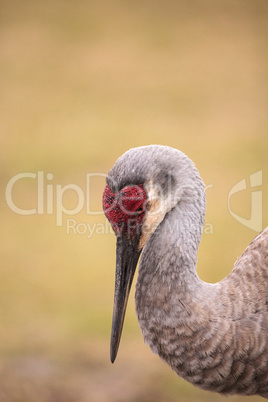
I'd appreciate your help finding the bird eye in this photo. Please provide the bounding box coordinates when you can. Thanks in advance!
[136,205,145,214]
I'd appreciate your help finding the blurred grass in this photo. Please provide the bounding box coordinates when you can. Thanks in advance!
[0,0,268,401]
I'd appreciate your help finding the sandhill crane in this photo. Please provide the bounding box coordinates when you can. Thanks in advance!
[102,145,268,397]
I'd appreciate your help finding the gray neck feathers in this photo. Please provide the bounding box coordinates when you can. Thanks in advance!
[139,151,206,286]
[138,184,206,297]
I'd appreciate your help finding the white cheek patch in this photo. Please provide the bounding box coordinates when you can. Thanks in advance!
[138,206,166,250]
[137,179,182,251]
[138,182,167,250]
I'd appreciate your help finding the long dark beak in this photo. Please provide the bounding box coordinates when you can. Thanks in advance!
[110,234,141,363]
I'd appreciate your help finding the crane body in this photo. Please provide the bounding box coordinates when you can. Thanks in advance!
[103,145,268,397]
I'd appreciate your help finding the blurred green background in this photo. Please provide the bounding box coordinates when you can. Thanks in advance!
[1,1,267,401]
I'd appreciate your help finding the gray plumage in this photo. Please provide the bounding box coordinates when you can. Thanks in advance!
[105,145,268,397]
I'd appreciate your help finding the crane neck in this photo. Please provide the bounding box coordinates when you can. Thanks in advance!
[138,192,206,297]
